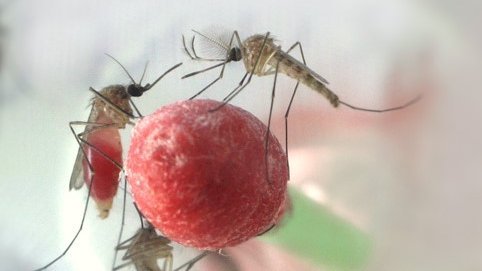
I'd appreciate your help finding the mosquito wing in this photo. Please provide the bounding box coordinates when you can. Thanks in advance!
[69,106,97,190]
[69,146,85,190]
[309,66,330,85]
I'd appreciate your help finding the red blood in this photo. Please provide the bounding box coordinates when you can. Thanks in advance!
[126,99,288,249]
[82,128,122,218]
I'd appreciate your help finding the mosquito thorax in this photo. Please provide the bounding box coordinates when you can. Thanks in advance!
[127,84,144,97]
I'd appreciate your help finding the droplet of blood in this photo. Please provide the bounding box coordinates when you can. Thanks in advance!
[126,99,288,249]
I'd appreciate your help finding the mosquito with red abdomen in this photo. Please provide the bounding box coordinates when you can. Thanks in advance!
[182,30,421,180]
[34,56,182,271]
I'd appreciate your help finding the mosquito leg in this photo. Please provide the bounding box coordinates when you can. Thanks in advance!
[118,236,144,260]
[133,203,145,229]
[112,174,128,270]
[257,223,276,236]
[207,73,250,111]
[279,41,308,180]
[115,233,138,250]
[114,183,134,203]
[173,251,210,271]
[77,137,123,170]
[286,42,306,62]
[221,71,249,102]
[114,230,172,270]
[71,121,118,141]
[112,181,150,270]
[264,60,280,186]
[112,260,134,270]
[283,83,299,180]
[122,243,171,260]
[34,121,122,270]
[129,98,143,118]
[33,173,95,271]
[188,75,222,100]
[165,253,173,271]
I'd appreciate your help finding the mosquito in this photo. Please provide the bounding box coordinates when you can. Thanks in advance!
[182,30,421,180]
[114,221,174,271]
[114,220,209,271]
[34,56,182,271]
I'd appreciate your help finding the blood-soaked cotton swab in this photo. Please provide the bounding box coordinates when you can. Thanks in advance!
[126,99,288,249]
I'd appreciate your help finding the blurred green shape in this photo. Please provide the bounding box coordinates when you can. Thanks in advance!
[261,186,372,270]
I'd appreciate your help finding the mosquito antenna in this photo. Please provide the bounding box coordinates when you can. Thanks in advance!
[138,61,149,86]
[181,61,226,79]
[192,29,230,51]
[339,94,422,113]
[144,62,183,91]
[105,53,137,85]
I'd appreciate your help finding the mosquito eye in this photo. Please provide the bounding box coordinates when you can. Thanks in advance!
[128,85,143,97]
[230,47,242,62]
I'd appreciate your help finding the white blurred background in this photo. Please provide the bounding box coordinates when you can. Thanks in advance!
[0,0,481,270]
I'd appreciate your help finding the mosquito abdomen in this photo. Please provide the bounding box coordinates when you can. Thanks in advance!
[82,125,122,218]
[271,51,339,107]
[242,34,339,107]
[301,72,339,107]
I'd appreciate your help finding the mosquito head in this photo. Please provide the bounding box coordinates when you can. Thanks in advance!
[127,84,145,97]
[228,47,243,62]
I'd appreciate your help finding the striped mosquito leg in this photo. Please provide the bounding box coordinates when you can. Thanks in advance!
[264,59,280,186]
[281,41,306,181]
[112,174,128,270]
[173,251,210,271]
